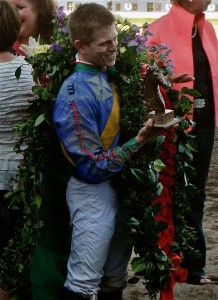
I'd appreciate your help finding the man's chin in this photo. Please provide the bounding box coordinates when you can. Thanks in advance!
[105,60,116,67]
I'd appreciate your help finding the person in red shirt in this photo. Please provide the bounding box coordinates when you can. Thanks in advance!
[146,0,218,285]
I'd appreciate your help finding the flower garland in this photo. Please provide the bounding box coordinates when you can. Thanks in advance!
[152,91,186,300]
[137,83,200,299]
[154,93,177,255]
[0,8,201,299]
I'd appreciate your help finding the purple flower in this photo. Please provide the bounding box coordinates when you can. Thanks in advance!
[128,40,138,47]
[120,35,129,44]
[58,25,68,33]
[166,65,174,74]
[52,43,62,53]
[56,6,67,31]
[57,6,66,22]
[144,29,154,37]
[136,44,146,53]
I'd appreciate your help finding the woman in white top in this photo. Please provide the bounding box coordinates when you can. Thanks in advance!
[0,55,34,190]
[0,1,34,299]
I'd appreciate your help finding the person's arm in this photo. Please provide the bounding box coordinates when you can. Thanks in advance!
[166,73,195,84]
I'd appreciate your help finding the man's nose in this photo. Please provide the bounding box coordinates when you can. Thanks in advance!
[109,40,117,51]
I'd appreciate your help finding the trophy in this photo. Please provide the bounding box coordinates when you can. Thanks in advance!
[143,64,179,128]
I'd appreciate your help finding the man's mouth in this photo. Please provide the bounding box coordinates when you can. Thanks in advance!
[106,53,117,59]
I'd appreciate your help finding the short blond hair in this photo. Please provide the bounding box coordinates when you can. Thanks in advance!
[68,3,116,46]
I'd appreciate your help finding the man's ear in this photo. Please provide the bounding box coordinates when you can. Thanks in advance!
[74,40,86,54]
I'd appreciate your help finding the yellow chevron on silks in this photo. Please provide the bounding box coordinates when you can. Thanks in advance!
[100,82,120,151]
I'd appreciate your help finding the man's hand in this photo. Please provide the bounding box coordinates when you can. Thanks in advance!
[136,119,164,144]
[136,118,178,145]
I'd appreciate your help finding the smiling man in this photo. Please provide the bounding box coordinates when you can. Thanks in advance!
[53,3,166,300]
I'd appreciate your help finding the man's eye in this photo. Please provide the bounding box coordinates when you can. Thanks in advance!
[16,5,24,10]
[100,43,107,47]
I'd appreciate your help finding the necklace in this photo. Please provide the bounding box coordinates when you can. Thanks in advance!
[192,24,198,38]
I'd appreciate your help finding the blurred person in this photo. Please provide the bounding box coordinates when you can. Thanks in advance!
[9,1,72,299]
[0,0,35,299]
[11,0,57,54]
[146,0,218,285]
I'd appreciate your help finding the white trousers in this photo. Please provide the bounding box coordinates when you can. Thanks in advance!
[64,176,132,297]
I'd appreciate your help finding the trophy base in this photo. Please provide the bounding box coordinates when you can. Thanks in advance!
[148,109,180,129]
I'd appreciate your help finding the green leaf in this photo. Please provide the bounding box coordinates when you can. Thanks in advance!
[184,148,194,160]
[15,66,22,80]
[185,138,197,152]
[178,119,190,131]
[156,182,163,195]
[131,257,146,273]
[32,85,49,100]
[157,262,166,271]
[120,74,130,83]
[145,136,165,157]
[153,159,165,172]
[130,168,147,185]
[127,217,140,227]
[160,273,170,286]
[145,262,156,278]
[155,250,168,262]
[33,220,44,229]
[21,225,31,246]
[34,114,45,127]
[33,194,42,208]
[178,143,185,153]
[181,86,201,97]
[184,165,196,179]
[146,169,157,185]
[179,96,192,112]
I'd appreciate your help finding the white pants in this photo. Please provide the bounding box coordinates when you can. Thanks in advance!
[64,176,132,297]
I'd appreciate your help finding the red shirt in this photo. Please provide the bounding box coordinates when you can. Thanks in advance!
[146,4,218,127]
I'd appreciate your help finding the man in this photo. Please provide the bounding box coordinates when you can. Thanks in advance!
[53,3,166,299]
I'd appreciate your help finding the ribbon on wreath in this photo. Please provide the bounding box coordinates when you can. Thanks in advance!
[157,86,188,299]
[160,253,188,300]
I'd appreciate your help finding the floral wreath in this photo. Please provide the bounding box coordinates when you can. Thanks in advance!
[0,7,201,299]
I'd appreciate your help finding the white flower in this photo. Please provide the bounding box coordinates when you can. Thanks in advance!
[20,36,51,57]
